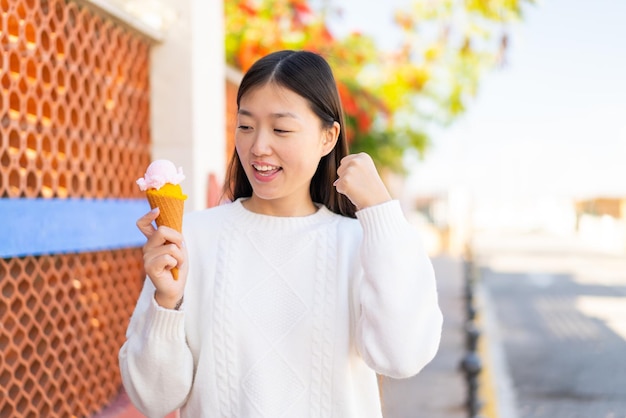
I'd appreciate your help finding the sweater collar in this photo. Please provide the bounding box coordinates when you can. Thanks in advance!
[232,198,337,229]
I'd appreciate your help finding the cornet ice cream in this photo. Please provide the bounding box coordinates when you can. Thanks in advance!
[137,159,187,279]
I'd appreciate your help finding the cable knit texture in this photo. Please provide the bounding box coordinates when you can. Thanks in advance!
[119,199,442,418]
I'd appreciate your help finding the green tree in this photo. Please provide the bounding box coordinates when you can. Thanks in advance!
[225,0,534,172]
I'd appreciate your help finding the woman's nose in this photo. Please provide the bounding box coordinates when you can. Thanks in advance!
[250,128,272,156]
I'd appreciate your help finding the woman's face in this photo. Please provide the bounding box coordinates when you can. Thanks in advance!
[235,83,339,216]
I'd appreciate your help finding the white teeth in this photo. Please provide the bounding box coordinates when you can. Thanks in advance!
[254,164,278,171]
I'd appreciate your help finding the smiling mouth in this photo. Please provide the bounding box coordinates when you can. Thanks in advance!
[253,164,282,176]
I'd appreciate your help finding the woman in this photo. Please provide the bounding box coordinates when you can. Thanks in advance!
[120,50,442,418]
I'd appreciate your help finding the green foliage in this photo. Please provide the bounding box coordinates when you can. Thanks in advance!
[225,0,534,173]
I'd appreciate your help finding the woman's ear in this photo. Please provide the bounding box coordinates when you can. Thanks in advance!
[321,121,341,157]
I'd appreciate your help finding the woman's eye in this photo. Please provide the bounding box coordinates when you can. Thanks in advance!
[274,129,291,134]
[237,125,252,131]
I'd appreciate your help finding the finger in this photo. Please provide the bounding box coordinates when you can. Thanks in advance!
[152,242,185,268]
[333,180,356,207]
[333,176,347,194]
[333,181,343,194]
[145,252,179,276]
[336,160,349,178]
[143,226,184,251]
[161,254,179,271]
[335,164,356,186]
[339,153,365,166]
[144,239,184,267]
[144,239,184,260]
[156,226,185,248]
[336,153,365,176]
[136,208,160,239]
[336,155,352,177]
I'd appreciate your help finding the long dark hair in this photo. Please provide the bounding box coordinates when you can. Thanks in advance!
[223,50,356,218]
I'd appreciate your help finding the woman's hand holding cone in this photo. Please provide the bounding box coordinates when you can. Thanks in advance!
[137,208,187,309]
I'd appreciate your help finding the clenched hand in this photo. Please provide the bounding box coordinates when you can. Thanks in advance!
[333,153,392,211]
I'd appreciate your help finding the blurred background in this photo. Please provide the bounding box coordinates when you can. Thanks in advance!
[1,0,625,417]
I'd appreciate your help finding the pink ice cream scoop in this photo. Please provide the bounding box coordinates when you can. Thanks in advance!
[136,159,185,191]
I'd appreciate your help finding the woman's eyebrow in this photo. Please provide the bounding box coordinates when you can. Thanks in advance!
[238,108,298,119]
[271,112,298,119]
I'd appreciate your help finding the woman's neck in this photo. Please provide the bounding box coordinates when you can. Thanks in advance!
[241,195,318,217]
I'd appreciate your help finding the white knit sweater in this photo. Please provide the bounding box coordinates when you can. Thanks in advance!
[119,199,442,418]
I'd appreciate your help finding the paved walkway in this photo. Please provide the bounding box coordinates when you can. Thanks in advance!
[95,255,468,418]
[381,255,467,418]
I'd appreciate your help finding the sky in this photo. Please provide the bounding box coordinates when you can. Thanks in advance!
[322,0,626,201]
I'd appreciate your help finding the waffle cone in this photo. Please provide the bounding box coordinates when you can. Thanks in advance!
[146,193,185,232]
[146,186,186,279]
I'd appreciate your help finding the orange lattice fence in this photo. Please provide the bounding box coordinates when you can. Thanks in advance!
[1,0,151,199]
[1,0,152,416]
[0,251,145,417]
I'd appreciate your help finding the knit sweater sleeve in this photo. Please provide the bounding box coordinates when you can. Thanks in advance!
[354,200,443,379]
[118,278,194,417]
